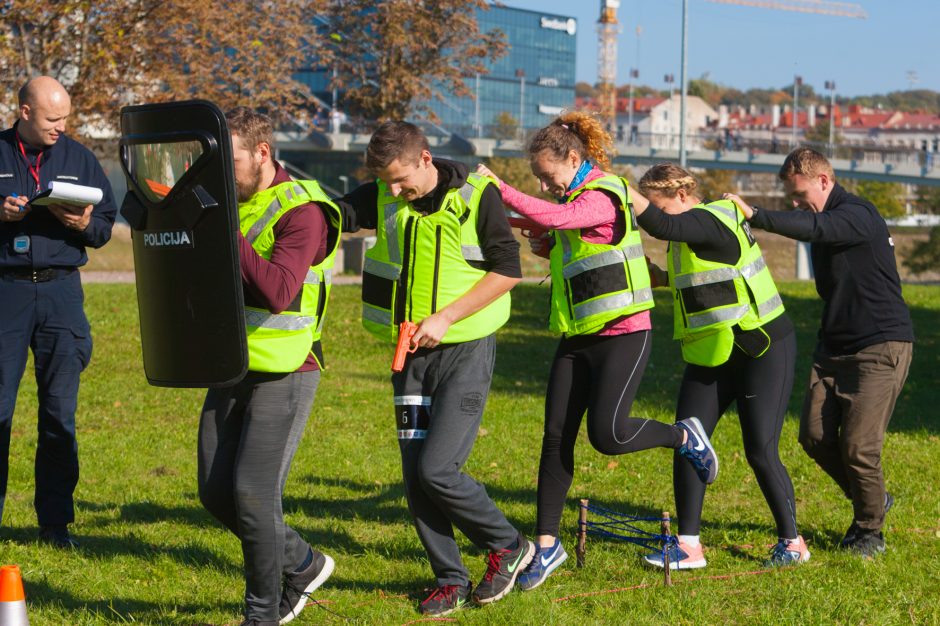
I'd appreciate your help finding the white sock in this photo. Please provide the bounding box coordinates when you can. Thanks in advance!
[678,534,700,547]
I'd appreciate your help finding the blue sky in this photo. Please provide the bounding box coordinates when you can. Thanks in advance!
[501,0,938,97]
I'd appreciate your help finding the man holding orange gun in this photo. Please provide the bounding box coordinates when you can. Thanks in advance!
[334,121,531,617]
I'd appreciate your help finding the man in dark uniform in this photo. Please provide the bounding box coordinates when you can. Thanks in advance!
[726,148,914,558]
[0,76,116,547]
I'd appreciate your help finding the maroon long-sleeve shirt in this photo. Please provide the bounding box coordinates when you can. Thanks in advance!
[238,162,329,371]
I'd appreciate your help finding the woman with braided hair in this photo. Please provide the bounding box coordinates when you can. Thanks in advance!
[476,112,719,590]
[633,162,808,569]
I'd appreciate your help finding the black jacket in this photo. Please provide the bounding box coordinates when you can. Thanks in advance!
[0,123,116,269]
[751,183,913,354]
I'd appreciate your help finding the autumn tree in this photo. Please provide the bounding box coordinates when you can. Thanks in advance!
[0,1,330,136]
[491,112,519,141]
[852,180,906,219]
[914,185,940,214]
[325,0,506,123]
[904,226,940,276]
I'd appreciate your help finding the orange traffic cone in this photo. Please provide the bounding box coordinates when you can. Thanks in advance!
[0,564,29,625]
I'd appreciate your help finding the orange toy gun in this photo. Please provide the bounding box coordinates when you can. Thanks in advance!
[391,321,419,373]
[507,210,553,259]
[506,210,549,239]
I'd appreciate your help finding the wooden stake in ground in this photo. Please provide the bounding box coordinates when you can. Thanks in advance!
[577,498,589,568]
[662,511,673,587]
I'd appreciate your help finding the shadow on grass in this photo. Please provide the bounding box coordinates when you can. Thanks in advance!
[23,577,231,625]
[498,284,940,433]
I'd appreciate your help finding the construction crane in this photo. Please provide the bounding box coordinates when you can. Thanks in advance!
[675,0,866,166]
[596,0,621,132]
[704,0,867,19]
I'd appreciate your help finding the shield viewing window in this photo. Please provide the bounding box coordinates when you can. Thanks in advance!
[122,136,211,205]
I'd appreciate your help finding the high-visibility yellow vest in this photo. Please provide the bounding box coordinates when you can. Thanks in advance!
[239,179,341,372]
[549,175,653,335]
[361,173,510,343]
[667,199,785,366]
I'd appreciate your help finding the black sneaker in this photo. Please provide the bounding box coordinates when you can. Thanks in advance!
[278,549,334,624]
[472,534,535,605]
[847,530,886,558]
[840,492,894,548]
[419,583,471,616]
[38,525,79,549]
[676,417,719,484]
[239,620,278,626]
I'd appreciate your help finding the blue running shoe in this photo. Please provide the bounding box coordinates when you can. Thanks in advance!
[677,417,719,484]
[517,539,568,591]
[642,540,707,570]
[765,536,810,567]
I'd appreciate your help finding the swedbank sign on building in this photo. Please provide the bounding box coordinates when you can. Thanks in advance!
[540,16,577,35]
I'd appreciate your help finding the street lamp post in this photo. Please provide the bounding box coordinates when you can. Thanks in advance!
[516,68,525,141]
[664,73,675,150]
[338,175,349,195]
[679,0,689,167]
[825,79,836,157]
[791,75,802,148]
[627,68,638,145]
[475,73,482,138]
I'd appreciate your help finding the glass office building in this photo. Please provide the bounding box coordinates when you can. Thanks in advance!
[293,4,577,137]
[429,5,577,136]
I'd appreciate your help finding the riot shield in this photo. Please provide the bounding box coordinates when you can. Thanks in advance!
[119,100,247,387]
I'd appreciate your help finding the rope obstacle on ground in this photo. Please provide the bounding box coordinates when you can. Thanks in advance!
[575,498,679,587]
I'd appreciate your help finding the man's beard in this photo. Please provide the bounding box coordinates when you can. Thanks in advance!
[235,163,263,203]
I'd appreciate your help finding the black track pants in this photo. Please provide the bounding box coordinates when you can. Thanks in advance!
[536,331,683,537]
[673,330,798,538]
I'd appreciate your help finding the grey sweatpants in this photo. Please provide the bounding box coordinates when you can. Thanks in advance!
[393,335,519,587]
[197,369,319,621]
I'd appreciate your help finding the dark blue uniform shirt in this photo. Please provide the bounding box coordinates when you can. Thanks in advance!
[0,122,116,269]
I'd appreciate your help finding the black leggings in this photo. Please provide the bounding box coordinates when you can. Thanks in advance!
[536,331,683,537]
[673,330,798,538]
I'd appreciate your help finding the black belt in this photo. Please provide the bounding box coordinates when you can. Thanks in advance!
[0,267,77,283]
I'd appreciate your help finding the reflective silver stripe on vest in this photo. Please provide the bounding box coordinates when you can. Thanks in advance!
[590,178,626,197]
[687,304,749,329]
[245,197,282,244]
[560,232,574,265]
[458,182,475,205]
[710,204,738,222]
[740,256,767,280]
[757,293,783,317]
[633,286,654,305]
[671,242,682,275]
[362,303,392,326]
[673,267,738,289]
[382,192,402,265]
[573,291,634,320]
[303,268,332,286]
[462,245,484,261]
[364,256,400,280]
[245,309,316,331]
[394,395,431,406]
[561,244,644,280]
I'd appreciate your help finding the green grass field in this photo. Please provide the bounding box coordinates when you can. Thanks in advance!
[2,282,939,625]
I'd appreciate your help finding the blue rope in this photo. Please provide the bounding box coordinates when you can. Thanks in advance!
[580,502,679,554]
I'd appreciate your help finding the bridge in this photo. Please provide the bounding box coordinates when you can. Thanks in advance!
[275,130,940,188]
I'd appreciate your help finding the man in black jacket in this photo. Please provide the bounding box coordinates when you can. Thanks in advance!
[725,148,913,557]
[0,76,116,548]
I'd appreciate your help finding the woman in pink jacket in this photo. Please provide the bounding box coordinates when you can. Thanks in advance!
[477,112,718,590]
